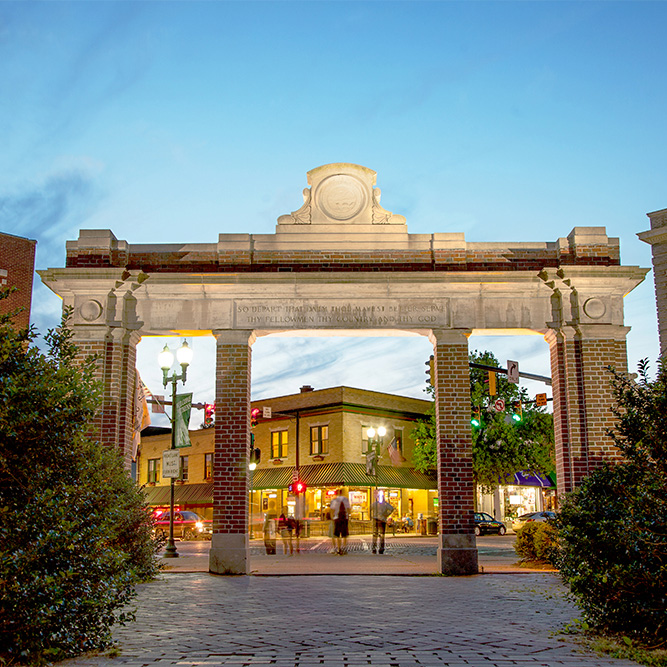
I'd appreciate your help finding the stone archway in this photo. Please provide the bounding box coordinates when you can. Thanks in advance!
[39,163,648,575]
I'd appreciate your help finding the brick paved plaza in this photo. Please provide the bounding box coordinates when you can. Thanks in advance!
[59,571,636,667]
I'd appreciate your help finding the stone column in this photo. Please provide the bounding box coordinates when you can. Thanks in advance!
[209,329,255,575]
[429,328,478,575]
[546,324,629,495]
[71,324,140,470]
[638,208,667,356]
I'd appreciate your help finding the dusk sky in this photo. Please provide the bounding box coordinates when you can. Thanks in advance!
[2,1,665,427]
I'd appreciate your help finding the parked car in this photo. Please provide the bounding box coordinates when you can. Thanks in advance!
[153,510,212,540]
[473,512,506,536]
[512,511,556,532]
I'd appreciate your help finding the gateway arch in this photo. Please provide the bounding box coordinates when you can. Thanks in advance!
[40,163,647,575]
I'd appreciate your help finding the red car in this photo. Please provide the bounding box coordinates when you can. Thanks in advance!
[153,511,212,540]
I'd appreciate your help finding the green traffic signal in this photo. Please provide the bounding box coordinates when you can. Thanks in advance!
[471,406,481,428]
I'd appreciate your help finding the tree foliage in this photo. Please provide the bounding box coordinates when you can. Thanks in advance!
[411,350,554,489]
[555,359,667,645]
[0,290,161,665]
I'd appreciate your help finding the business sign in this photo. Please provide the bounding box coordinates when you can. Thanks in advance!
[162,449,180,478]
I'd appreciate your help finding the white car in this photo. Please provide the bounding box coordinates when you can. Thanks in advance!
[512,511,556,531]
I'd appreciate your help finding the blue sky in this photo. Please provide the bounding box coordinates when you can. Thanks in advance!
[1,1,665,427]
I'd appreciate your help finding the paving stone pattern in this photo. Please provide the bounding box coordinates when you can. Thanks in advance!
[59,573,637,667]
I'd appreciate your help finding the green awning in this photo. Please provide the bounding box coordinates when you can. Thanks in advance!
[142,482,214,506]
[252,462,436,490]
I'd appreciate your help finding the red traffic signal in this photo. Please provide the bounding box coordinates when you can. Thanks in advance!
[204,403,215,426]
[289,480,306,494]
[250,407,261,426]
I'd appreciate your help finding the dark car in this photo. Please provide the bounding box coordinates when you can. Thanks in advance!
[473,512,507,536]
[153,510,212,540]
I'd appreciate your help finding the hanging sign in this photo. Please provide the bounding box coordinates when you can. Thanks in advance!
[174,393,193,448]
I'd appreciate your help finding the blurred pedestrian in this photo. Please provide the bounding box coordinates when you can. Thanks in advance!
[278,513,295,555]
[263,513,277,555]
[329,489,350,555]
[371,494,395,554]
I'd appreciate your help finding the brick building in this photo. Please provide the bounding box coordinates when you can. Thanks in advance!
[0,232,37,329]
[138,385,438,536]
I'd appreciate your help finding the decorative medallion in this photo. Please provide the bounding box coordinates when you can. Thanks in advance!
[582,297,606,319]
[79,299,103,322]
[315,174,367,221]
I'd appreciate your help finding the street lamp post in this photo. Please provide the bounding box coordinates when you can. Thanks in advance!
[158,339,194,559]
[366,426,386,513]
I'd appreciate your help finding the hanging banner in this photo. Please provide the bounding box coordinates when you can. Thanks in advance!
[174,392,193,448]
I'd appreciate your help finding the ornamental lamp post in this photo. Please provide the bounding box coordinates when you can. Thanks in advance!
[158,339,194,559]
[365,426,386,510]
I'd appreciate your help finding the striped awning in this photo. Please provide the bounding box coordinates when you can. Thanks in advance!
[142,482,214,506]
[252,462,437,490]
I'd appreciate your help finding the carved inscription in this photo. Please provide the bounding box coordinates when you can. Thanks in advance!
[234,299,449,328]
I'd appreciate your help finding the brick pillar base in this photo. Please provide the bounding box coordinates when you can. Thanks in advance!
[430,329,478,575]
[209,329,254,575]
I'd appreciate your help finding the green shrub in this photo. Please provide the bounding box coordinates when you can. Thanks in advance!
[0,294,161,665]
[555,359,667,646]
[514,522,558,563]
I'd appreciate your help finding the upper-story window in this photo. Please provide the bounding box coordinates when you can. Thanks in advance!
[147,458,160,483]
[271,430,289,458]
[310,425,329,455]
[180,456,189,481]
[204,452,213,479]
[394,428,404,453]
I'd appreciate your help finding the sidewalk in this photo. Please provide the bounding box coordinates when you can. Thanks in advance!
[59,572,636,667]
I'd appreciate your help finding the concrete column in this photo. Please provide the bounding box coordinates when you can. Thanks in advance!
[546,324,629,495]
[638,208,667,356]
[71,324,139,470]
[429,328,478,575]
[209,329,255,575]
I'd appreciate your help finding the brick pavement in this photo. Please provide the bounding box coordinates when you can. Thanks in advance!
[58,572,637,667]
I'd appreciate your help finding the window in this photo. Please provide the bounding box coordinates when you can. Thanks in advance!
[271,430,288,459]
[361,426,370,454]
[204,453,213,479]
[394,428,403,453]
[147,458,160,483]
[310,425,329,455]
[180,456,189,481]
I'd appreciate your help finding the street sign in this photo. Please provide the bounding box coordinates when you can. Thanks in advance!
[507,360,520,384]
[263,406,272,419]
[494,398,506,412]
[162,449,180,478]
[535,393,548,407]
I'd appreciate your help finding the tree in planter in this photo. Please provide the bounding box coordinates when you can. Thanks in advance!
[0,290,161,665]
[412,351,554,493]
[555,358,667,646]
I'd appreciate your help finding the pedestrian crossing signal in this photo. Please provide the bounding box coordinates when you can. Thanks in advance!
[289,480,306,494]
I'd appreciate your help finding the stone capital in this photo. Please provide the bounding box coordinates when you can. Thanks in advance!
[428,328,472,347]
[213,329,256,347]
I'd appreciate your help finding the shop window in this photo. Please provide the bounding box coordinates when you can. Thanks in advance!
[147,458,160,483]
[271,430,288,458]
[180,456,189,481]
[310,425,329,455]
[204,452,213,479]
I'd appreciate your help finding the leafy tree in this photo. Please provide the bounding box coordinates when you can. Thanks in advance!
[412,350,554,490]
[555,359,667,645]
[0,290,161,665]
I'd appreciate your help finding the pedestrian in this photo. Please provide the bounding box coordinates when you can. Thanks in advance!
[278,513,294,555]
[263,513,277,555]
[324,506,335,553]
[329,488,350,555]
[370,494,395,554]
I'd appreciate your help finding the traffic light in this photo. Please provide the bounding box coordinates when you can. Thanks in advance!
[511,400,523,422]
[250,407,261,427]
[471,405,481,428]
[289,479,306,494]
[204,403,215,426]
[488,371,497,396]
[249,446,261,467]
[425,355,435,386]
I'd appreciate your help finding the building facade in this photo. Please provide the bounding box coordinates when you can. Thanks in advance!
[139,385,438,535]
[0,231,37,330]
